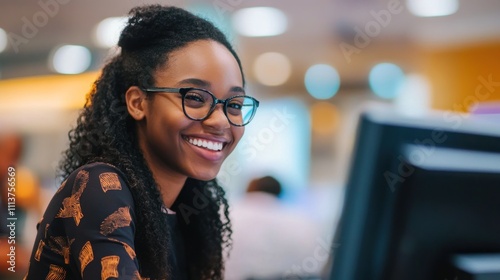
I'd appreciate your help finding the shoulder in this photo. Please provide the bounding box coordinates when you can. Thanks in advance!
[61,162,128,190]
[66,162,127,181]
[57,162,135,209]
[53,162,137,231]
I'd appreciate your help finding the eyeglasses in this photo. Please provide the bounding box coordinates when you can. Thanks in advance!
[141,87,260,126]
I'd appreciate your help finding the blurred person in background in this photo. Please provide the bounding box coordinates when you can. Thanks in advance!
[225,176,322,280]
[25,5,260,280]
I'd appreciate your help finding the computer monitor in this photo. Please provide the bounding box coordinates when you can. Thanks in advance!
[328,107,500,280]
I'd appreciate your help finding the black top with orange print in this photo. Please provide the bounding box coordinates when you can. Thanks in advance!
[25,162,187,280]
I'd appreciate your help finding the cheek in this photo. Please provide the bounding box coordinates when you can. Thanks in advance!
[149,103,188,136]
[232,127,245,146]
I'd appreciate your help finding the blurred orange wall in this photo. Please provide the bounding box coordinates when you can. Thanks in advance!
[422,40,500,112]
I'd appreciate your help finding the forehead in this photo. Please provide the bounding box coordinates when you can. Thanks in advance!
[154,40,243,87]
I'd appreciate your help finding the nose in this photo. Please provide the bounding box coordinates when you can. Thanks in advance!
[202,104,230,130]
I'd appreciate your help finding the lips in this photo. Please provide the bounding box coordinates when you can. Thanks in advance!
[183,136,225,151]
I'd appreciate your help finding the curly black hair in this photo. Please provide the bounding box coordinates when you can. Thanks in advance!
[59,5,243,279]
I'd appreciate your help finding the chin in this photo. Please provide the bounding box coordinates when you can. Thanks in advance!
[191,169,220,182]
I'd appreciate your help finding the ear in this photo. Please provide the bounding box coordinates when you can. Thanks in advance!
[125,86,147,121]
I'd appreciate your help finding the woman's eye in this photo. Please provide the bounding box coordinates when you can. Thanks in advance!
[228,102,243,110]
[185,93,205,103]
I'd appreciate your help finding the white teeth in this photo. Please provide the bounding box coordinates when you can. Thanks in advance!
[187,137,223,151]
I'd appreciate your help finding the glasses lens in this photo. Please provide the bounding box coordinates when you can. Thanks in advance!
[226,96,257,126]
[183,89,213,119]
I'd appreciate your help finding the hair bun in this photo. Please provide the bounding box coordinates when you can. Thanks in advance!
[118,5,194,51]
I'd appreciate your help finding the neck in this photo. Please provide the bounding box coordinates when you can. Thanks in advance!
[151,167,186,208]
[137,133,187,209]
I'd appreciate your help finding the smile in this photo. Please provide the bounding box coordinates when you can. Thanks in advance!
[184,136,224,151]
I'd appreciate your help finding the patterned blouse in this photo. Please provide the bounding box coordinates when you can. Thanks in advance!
[25,162,187,279]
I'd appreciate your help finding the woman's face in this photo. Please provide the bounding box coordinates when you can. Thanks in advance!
[138,40,245,181]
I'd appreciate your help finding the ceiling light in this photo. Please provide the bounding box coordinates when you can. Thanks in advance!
[232,7,287,37]
[407,0,459,17]
[0,28,8,53]
[50,45,92,74]
[253,52,291,86]
[94,17,128,48]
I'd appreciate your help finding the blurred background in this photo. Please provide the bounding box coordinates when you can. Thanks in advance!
[1,0,500,279]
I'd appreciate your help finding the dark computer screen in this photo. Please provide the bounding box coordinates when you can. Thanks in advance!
[329,107,500,280]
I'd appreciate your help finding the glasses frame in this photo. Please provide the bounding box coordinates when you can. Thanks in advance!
[141,87,260,127]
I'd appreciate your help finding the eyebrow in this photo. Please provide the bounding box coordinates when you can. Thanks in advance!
[177,78,245,94]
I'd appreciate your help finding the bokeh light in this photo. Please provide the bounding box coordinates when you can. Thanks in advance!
[368,63,406,99]
[94,17,128,48]
[394,74,431,117]
[15,166,39,209]
[304,64,340,100]
[0,27,7,53]
[407,0,459,17]
[50,45,92,74]
[232,7,287,37]
[253,52,292,86]
[189,3,234,40]
[311,102,340,135]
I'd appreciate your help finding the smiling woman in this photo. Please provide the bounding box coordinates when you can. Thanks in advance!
[25,5,259,280]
